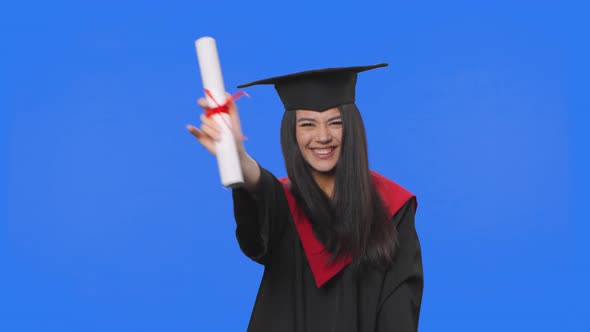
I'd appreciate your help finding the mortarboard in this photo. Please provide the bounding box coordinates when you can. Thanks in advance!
[237,63,388,111]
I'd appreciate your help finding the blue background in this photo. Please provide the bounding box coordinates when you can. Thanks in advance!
[1,0,588,331]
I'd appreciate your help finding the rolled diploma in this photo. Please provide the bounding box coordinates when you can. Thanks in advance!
[195,37,244,188]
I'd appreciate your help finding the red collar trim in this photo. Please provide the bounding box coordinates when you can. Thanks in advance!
[279,171,415,288]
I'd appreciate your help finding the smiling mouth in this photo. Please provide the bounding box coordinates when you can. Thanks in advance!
[311,147,337,158]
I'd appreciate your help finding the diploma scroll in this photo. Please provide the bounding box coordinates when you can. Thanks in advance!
[195,37,244,188]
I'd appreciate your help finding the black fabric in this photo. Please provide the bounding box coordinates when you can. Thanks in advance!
[236,64,388,111]
[232,166,423,332]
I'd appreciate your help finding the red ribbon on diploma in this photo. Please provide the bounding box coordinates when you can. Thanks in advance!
[204,89,248,118]
[203,89,249,140]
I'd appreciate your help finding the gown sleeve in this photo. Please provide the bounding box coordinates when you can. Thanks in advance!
[231,163,290,266]
[376,197,423,332]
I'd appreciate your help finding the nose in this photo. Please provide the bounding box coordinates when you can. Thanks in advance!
[316,124,332,143]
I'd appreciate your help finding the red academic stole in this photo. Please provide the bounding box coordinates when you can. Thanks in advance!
[279,171,416,288]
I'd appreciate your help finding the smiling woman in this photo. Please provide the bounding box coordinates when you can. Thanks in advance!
[295,108,343,179]
[187,63,422,332]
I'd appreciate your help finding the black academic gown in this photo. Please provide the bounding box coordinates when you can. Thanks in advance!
[232,166,423,332]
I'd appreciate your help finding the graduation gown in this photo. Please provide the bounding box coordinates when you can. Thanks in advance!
[232,166,423,332]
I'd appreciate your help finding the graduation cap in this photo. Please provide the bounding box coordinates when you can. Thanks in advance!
[237,63,388,111]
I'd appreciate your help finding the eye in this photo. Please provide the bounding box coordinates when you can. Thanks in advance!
[329,121,343,127]
[299,122,314,127]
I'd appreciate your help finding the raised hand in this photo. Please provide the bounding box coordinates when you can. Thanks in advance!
[186,95,260,190]
[186,96,245,158]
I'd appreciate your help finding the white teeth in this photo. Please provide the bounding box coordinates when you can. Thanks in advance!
[313,148,333,155]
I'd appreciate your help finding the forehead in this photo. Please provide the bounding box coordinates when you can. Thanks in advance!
[295,107,341,120]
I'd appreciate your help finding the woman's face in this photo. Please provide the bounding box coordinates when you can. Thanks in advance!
[295,107,343,175]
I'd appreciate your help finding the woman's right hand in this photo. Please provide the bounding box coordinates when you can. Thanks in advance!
[186,96,246,158]
[186,96,261,190]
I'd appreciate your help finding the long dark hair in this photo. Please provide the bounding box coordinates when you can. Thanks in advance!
[280,103,398,268]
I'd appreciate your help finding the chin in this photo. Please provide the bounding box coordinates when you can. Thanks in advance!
[305,155,340,174]
[310,163,337,175]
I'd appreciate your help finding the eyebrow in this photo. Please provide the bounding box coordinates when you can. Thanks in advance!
[297,115,342,123]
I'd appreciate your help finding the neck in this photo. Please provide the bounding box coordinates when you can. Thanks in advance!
[312,171,335,198]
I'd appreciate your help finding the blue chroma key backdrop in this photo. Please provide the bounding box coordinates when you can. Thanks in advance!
[1,0,588,331]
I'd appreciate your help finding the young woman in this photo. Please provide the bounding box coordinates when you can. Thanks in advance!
[187,64,423,332]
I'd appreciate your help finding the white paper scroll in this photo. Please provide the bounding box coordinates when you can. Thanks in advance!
[195,36,244,188]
